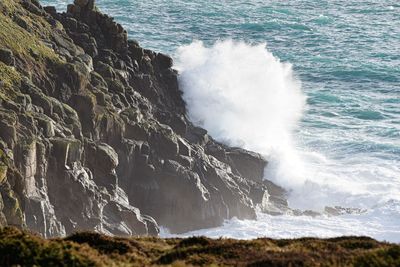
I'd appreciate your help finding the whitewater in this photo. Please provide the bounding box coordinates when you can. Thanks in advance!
[43,0,400,242]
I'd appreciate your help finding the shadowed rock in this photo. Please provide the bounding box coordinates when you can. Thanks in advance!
[0,0,288,236]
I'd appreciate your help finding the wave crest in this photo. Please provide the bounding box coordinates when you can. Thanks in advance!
[176,40,307,186]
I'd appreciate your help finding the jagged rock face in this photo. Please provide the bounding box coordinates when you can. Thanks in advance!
[0,0,288,236]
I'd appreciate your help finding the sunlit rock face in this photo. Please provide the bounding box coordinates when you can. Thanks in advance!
[0,0,286,236]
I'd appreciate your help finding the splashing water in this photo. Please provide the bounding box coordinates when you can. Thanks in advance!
[174,40,400,242]
[43,0,400,242]
[176,40,307,188]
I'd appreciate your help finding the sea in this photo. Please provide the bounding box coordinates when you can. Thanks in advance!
[42,0,400,242]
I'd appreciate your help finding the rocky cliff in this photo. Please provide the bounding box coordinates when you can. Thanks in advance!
[0,0,287,237]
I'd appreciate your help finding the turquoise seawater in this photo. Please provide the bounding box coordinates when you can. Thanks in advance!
[43,0,400,241]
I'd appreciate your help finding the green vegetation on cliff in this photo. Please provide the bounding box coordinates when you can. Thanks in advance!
[0,62,21,90]
[0,0,61,63]
[0,227,399,266]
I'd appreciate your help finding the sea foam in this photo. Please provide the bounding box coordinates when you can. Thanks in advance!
[175,40,400,223]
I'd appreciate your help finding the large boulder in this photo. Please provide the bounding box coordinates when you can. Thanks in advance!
[96,143,119,172]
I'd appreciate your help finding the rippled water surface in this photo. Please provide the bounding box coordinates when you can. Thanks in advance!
[43,0,400,242]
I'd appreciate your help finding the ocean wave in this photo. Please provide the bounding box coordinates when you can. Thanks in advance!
[162,199,400,243]
[44,0,400,241]
[176,40,307,188]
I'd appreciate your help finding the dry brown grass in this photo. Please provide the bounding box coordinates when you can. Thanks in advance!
[0,227,399,266]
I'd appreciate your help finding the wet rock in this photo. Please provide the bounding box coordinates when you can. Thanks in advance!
[302,210,321,217]
[226,148,267,182]
[324,206,367,216]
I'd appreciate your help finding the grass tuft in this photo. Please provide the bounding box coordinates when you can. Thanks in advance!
[0,227,399,266]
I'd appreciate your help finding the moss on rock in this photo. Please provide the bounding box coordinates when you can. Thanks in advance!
[0,186,23,226]
[0,62,21,105]
[0,13,60,64]
[0,164,7,185]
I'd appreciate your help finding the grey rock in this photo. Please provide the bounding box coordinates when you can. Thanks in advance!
[0,49,15,66]
[226,148,267,183]
[74,0,89,7]
[96,143,119,173]
[0,0,288,238]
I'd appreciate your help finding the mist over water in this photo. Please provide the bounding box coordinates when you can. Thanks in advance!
[43,0,400,242]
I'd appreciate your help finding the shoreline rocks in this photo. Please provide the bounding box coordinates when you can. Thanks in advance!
[0,0,288,237]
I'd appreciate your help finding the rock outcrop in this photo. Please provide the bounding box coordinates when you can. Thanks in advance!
[0,0,288,237]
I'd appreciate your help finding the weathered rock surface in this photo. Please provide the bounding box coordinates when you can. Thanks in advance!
[0,0,288,237]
